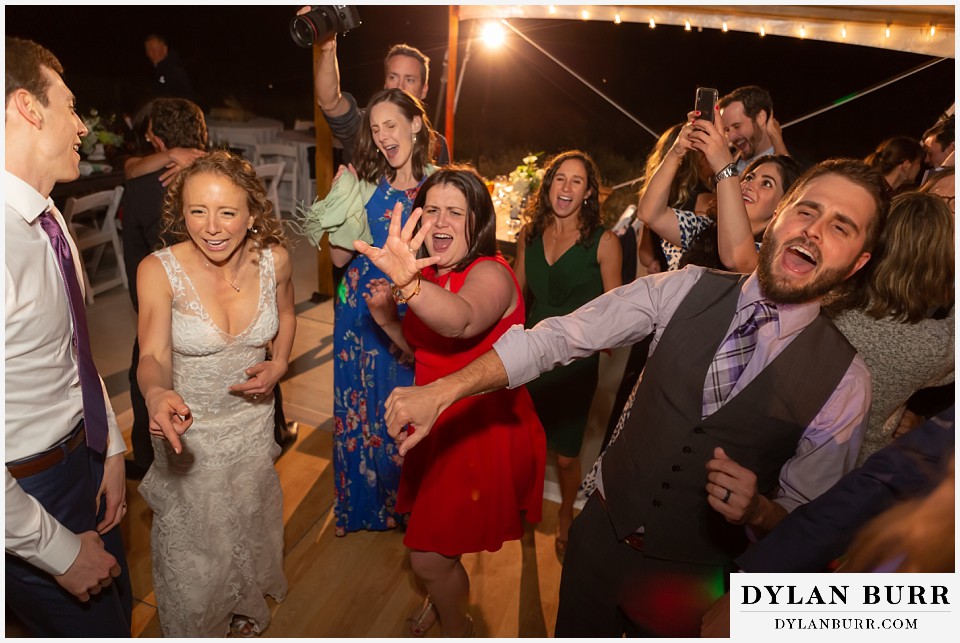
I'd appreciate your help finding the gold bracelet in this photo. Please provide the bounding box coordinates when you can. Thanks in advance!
[391,272,421,304]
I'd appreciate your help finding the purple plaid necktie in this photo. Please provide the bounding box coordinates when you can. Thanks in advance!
[702,300,778,418]
[38,210,108,454]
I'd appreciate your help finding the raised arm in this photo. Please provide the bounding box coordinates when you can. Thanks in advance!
[136,255,192,454]
[311,29,350,117]
[124,148,206,183]
[766,112,790,157]
[687,117,759,272]
[636,128,692,247]
[355,203,518,339]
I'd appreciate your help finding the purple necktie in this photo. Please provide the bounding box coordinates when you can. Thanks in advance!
[38,210,108,453]
[702,300,778,418]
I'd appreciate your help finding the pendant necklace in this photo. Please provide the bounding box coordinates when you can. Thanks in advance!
[204,244,246,292]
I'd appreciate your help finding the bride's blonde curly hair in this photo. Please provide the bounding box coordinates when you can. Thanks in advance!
[161,149,288,253]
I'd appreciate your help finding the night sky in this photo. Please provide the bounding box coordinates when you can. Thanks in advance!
[6,4,955,179]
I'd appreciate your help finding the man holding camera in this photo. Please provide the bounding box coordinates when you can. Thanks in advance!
[299,5,450,165]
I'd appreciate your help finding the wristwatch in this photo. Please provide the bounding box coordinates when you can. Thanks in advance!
[715,163,739,183]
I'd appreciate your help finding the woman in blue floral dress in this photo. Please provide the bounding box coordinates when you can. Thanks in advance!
[306,89,437,536]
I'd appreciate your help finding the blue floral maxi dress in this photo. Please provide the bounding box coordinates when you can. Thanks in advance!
[332,176,419,536]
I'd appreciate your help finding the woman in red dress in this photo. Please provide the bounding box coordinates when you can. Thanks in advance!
[355,166,546,637]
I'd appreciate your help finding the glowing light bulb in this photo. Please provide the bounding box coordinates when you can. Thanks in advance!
[480,22,505,48]
[684,19,691,31]
[722,22,728,32]
[841,25,847,39]
[799,26,806,39]
[885,26,891,38]
[649,18,656,29]
[548,5,556,14]
[759,26,766,37]
[581,10,589,21]
[930,25,936,37]
[614,14,621,25]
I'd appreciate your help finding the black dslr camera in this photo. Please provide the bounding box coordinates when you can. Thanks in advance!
[290,5,361,48]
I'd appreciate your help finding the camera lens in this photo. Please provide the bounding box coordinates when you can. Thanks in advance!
[290,15,320,47]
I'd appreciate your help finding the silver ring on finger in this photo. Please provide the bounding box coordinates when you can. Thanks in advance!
[721,488,732,504]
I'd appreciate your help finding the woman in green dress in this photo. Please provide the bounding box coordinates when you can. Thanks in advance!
[514,150,622,560]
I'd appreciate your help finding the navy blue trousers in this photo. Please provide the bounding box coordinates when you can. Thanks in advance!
[6,441,132,637]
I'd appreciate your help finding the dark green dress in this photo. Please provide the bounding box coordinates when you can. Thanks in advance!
[524,227,605,457]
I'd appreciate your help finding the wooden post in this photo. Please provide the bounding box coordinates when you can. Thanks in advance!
[445,6,459,158]
[313,41,335,299]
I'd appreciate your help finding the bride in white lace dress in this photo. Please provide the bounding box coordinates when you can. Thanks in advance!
[137,151,296,637]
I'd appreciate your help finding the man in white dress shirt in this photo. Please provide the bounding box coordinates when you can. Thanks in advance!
[5,37,131,636]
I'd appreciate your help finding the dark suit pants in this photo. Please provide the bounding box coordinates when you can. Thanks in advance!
[555,492,727,638]
[6,442,132,637]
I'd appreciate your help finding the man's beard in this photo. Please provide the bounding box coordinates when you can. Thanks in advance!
[745,119,765,159]
[757,233,860,304]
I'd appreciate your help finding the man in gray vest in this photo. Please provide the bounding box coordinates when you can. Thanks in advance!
[377,158,889,637]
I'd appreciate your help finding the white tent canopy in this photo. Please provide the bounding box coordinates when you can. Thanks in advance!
[456,5,955,58]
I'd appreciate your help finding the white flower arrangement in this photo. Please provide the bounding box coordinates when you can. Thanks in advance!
[80,109,125,157]
[504,152,545,217]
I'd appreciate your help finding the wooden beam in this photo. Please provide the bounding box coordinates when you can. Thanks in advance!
[313,40,335,298]
[446,5,459,158]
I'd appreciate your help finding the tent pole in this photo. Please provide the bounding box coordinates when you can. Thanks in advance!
[446,5,459,158]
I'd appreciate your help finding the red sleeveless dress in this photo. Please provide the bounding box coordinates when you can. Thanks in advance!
[396,255,546,555]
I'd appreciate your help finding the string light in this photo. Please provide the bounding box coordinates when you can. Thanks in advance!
[614,13,621,25]
[759,26,766,37]
[548,5,556,15]
[930,25,937,37]
[722,22,728,33]
[799,25,806,39]
[841,24,847,39]
[649,18,656,29]
[684,19,692,31]
[581,9,589,20]
[885,25,891,38]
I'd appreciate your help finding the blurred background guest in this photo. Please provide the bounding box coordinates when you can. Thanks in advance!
[824,191,954,465]
[864,135,923,193]
[144,33,196,103]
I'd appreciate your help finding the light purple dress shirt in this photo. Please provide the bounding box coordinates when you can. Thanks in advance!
[493,265,871,514]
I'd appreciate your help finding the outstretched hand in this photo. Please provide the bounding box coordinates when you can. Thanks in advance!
[362,278,398,327]
[353,201,440,287]
[145,389,192,455]
[687,112,735,173]
[384,383,446,456]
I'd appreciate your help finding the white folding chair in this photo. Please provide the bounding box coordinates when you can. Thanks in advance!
[226,133,260,162]
[255,143,299,215]
[62,186,127,304]
[254,162,286,220]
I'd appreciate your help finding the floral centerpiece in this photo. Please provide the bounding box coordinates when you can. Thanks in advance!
[504,152,544,217]
[80,109,126,159]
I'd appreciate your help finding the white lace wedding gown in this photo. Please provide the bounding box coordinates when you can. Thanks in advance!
[139,246,287,637]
